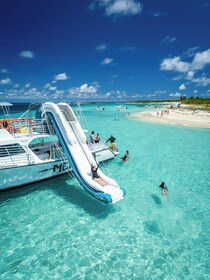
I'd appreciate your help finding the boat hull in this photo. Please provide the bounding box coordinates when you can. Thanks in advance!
[0,160,71,191]
[0,145,116,191]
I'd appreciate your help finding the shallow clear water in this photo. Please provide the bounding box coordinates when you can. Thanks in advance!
[0,103,210,279]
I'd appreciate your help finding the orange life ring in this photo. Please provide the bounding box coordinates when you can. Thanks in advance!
[0,119,16,132]
[0,119,10,130]
[2,120,8,128]
[0,118,33,132]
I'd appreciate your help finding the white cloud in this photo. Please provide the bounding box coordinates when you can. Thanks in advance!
[186,71,195,80]
[69,83,99,96]
[49,86,57,91]
[163,36,177,44]
[91,81,100,88]
[1,68,8,73]
[51,90,65,99]
[179,84,186,90]
[169,92,181,97]
[25,83,31,88]
[130,93,142,98]
[160,48,210,87]
[191,49,210,70]
[160,49,210,73]
[183,47,199,58]
[172,75,183,81]
[90,0,142,17]
[44,83,51,89]
[80,83,98,93]
[55,90,64,95]
[2,87,56,100]
[105,92,112,97]
[106,89,128,99]
[191,76,210,87]
[96,43,108,52]
[0,78,12,85]
[155,90,166,94]
[26,88,40,96]
[160,56,190,72]
[100,57,113,65]
[110,74,119,80]
[7,92,16,97]
[146,93,156,98]
[19,50,35,59]
[150,11,166,17]
[54,72,70,80]
[119,46,137,51]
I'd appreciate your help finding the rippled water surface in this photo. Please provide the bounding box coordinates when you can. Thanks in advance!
[0,103,209,279]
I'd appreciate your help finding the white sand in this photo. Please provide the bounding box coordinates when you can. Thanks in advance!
[131,109,210,129]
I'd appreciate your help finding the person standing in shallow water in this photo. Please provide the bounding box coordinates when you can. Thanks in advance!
[159,182,168,197]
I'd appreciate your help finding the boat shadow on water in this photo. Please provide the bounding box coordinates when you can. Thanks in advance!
[51,176,116,219]
[0,181,41,202]
[0,174,116,218]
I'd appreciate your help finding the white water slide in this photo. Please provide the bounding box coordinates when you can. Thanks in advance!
[42,102,126,204]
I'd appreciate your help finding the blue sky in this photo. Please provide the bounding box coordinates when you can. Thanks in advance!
[0,0,210,102]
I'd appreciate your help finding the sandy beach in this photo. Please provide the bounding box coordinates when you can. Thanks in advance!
[131,108,210,129]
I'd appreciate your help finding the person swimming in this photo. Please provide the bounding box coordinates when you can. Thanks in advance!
[159,182,168,197]
[122,150,129,162]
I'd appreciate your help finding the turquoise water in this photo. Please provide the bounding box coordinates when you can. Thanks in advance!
[0,104,210,279]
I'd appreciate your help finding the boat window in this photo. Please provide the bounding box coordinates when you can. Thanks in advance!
[28,136,58,147]
[0,144,25,158]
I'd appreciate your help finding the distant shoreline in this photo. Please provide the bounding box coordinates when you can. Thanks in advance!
[130,108,210,129]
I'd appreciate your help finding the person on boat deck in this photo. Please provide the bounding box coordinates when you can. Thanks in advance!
[95,133,101,143]
[90,131,95,144]
[47,150,51,159]
[91,164,107,187]
[123,150,129,161]
[106,135,117,152]
[159,182,168,197]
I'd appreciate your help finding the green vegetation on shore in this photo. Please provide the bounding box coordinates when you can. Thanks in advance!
[181,99,210,111]
[126,97,210,110]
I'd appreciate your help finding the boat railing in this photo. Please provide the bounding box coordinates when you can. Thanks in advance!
[9,118,55,137]
[0,144,34,169]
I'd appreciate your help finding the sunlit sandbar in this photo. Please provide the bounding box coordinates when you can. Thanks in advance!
[131,108,210,129]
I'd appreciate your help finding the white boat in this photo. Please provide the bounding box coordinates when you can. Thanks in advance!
[116,105,128,111]
[0,102,126,203]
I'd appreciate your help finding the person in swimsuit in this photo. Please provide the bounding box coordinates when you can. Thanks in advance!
[106,135,117,152]
[122,150,129,162]
[95,133,101,143]
[90,131,95,144]
[159,182,168,197]
[91,164,107,186]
